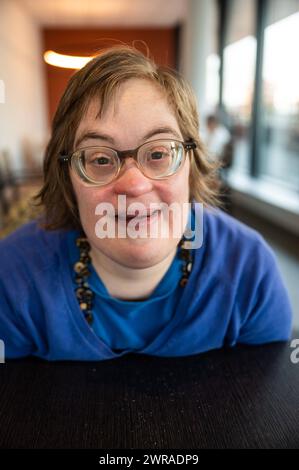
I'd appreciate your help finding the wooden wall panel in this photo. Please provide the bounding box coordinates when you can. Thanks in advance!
[42,28,178,125]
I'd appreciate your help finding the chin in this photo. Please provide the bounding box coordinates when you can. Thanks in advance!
[102,237,176,269]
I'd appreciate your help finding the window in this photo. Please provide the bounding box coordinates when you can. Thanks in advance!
[222,0,257,174]
[260,0,299,190]
[219,0,299,192]
[206,53,220,111]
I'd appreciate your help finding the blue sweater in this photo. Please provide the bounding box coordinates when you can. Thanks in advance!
[0,209,292,361]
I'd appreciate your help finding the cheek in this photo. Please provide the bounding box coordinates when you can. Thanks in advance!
[155,160,190,204]
[71,176,112,227]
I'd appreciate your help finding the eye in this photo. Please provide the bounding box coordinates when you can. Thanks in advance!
[93,156,111,166]
[84,150,115,167]
[146,146,171,162]
[150,151,165,160]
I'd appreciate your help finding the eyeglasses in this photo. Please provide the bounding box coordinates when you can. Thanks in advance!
[59,139,196,186]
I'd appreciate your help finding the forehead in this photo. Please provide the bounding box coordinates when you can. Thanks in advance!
[76,78,179,139]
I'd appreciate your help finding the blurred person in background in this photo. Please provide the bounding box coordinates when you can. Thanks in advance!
[203,114,233,211]
[204,114,232,165]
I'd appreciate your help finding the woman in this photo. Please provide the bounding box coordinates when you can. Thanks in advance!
[0,46,292,360]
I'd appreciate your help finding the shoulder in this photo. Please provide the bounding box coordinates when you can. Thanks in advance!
[201,207,277,281]
[203,207,266,251]
[0,220,67,274]
[200,208,292,342]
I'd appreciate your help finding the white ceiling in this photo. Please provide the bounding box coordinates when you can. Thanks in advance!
[20,0,187,27]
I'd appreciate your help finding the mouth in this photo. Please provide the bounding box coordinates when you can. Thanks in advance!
[115,210,161,225]
[115,209,160,221]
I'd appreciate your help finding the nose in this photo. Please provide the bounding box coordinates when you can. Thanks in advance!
[113,158,154,197]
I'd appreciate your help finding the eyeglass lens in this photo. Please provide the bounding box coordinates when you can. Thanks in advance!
[77,140,184,182]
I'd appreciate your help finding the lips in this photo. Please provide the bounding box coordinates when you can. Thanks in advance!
[116,210,160,221]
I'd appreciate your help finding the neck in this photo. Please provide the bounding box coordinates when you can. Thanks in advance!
[90,246,177,301]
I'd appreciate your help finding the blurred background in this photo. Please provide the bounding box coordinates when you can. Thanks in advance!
[0,0,298,327]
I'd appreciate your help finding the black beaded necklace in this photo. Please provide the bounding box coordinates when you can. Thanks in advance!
[74,236,193,326]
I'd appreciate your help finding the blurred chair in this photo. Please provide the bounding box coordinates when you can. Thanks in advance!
[0,150,19,220]
[0,147,43,237]
[19,138,43,184]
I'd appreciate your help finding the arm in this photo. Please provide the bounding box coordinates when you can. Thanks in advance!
[236,240,292,345]
[0,280,34,359]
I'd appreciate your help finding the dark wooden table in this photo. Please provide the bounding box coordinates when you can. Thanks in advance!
[0,341,298,449]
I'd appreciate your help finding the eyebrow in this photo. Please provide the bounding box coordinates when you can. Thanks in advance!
[75,126,182,148]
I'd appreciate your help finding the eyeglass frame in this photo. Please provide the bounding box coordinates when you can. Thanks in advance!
[59,138,196,186]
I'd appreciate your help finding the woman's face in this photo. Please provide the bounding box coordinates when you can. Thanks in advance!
[70,78,190,269]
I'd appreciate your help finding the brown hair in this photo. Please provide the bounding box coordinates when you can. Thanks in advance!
[35,45,220,230]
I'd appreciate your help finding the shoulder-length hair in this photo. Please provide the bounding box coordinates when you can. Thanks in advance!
[35,45,219,230]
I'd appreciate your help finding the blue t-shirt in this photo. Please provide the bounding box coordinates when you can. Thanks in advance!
[0,208,293,361]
